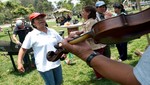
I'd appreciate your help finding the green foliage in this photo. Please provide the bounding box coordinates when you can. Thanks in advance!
[5,1,16,9]
[33,0,54,13]
[56,0,74,11]
[80,0,96,6]
[0,1,4,11]
[42,1,54,13]
[0,13,5,24]
[13,6,29,16]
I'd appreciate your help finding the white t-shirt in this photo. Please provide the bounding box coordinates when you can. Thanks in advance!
[22,28,63,72]
[133,46,150,85]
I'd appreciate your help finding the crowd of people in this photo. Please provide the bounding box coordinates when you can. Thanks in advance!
[12,0,149,85]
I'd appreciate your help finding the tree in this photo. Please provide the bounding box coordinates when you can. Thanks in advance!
[42,1,54,13]
[4,1,17,29]
[20,0,35,7]
[33,0,54,13]
[80,0,97,6]
[56,0,74,10]
[13,6,33,18]
[0,1,5,24]
[73,3,82,15]
[79,0,123,7]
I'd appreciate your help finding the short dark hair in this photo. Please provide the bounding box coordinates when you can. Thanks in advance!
[83,6,96,19]
[31,19,37,28]
[113,3,125,12]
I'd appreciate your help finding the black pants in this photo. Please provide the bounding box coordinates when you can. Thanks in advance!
[103,45,111,58]
[116,42,128,61]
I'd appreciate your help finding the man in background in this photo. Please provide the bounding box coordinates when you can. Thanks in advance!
[95,1,111,59]
[12,19,34,71]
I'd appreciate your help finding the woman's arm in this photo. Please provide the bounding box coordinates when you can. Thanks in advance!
[17,47,27,73]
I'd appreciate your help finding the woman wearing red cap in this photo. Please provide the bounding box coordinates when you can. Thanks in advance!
[17,12,63,85]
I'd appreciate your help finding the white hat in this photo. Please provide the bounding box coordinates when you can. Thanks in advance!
[16,20,23,26]
[95,1,106,7]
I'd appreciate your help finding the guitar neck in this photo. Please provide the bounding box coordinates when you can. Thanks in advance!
[69,31,93,44]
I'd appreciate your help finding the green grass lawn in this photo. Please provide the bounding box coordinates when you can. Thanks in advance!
[0,18,148,85]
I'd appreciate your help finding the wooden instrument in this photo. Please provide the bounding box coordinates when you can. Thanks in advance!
[47,8,150,61]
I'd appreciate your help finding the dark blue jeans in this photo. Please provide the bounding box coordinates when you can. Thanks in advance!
[30,53,35,66]
[39,65,63,85]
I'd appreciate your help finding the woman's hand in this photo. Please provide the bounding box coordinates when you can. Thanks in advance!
[17,63,25,73]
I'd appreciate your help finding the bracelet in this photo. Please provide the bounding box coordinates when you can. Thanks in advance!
[86,51,99,67]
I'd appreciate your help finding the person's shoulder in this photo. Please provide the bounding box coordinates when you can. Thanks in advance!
[13,26,20,32]
[88,18,97,23]
[14,26,18,30]
[25,26,33,30]
[28,29,38,35]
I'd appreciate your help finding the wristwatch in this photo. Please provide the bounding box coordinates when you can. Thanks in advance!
[86,51,99,67]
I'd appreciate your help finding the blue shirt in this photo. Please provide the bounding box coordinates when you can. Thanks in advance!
[133,46,150,85]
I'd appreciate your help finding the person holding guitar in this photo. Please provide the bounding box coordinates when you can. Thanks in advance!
[61,31,149,85]
[46,7,150,85]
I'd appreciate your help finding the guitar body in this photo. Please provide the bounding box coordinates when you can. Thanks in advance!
[93,8,150,44]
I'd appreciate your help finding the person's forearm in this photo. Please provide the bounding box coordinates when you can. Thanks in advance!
[17,48,26,64]
[12,35,19,43]
[60,30,141,85]
[90,55,140,85]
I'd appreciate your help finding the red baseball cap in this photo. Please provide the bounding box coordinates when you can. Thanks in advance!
[29,12,46,21]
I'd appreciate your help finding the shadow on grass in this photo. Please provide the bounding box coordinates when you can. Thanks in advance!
[70,77,118,85]
[127,54,133,60]
[73,70,118,85]
[127,54,139,66]
[0,35,8,39]
[9,67,36,76]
